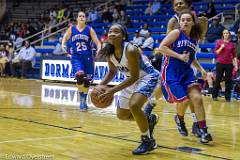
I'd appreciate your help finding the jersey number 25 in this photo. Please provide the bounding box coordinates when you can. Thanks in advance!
[76,42,87,51]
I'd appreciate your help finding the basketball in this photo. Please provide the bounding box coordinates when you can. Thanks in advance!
[90,86,113,108]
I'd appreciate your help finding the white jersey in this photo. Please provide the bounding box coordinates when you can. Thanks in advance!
[109,42,157,78]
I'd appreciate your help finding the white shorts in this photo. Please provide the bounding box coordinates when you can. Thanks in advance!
[117,72,159,109]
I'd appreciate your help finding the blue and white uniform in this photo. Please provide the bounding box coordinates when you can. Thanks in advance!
[68,25,94,80]
[109,42,160,109]
[161,30,199,103]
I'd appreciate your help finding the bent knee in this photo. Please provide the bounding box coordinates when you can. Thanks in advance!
[190,94,202,102]
[117,112,131,120]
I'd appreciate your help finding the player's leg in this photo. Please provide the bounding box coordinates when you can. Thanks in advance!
[188,86,213,143]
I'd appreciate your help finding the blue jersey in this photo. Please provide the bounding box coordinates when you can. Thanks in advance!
[163,30,197,70]
[68,25,92,55]
[161,30,198,103]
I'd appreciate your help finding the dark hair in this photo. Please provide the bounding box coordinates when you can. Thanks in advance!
[179,11,202,40]
[97,23,127,59]
[173,0,192,7]
[112,23,128,40]
[97,42,115,59]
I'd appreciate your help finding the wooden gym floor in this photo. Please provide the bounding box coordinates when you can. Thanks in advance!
[0,78,239,160]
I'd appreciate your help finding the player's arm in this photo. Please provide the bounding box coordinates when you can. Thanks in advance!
[192,59,207,79]
[156,29,189,62]
[99,60,118,85]
[166,17,178,34]
[109,44,140,94]
[198,16,208,43]
[90,28,102,53]
[62,27,72,53]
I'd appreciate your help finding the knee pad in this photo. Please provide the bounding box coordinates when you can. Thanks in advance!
[75,71,85,85]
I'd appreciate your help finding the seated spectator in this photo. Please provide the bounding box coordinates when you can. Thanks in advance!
[205,1,217,19]
[102,6,113,23]
[206,17,225,42]
[151,0,161,15]
[11,40,36,78]
[100,30,108,43]
[139,23,149,38]
[141,32,154,51]
[53,37,66,56]
[119,10,128,26]
[206,68,225,94]
[131,30,144,47]
[88,8,98,23]
[0,44,9,76]
[5,43,15,76]
[230,17,240,34]
[112,8,120,23]
[144,3,152,15]
[14,34,24,49]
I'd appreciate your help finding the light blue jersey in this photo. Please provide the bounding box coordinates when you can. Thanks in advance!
[109,42,160,109]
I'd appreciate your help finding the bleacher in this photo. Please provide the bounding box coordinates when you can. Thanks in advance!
[30,0,238,78]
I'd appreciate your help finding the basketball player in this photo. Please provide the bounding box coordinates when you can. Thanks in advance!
[96,23,160,155]
[62,11,101,111]
[146,0,208,138]
[155,11,212,143]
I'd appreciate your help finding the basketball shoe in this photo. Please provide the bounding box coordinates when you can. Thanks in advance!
[192,122,202,137]
[174,115,188,136]
[144,102,156,117]
[148,113,159,138]
[199,127,213,143]
[132,135,157,155]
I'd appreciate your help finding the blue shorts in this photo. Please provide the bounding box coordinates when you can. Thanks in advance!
[71,54,94,80]
[161,65,199,103]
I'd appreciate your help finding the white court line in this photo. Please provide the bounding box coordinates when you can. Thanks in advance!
[0,134,83,144]
[1,91,41,98]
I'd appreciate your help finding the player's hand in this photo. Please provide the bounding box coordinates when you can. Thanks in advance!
[98,89,114,103]
[154,48,161,55]
[178,51,190,63]
[62,45,68,53]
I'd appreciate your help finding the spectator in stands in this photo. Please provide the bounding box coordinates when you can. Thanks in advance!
[88,8,98,23]
[237,29,240,59]
[119,10,128,26]
[53,37,66,56]
[64,6,74,21]
[0,44,8,77]
[101,6,113,23]
[14,33,23,49]
[112,8,120,23]
[114,0,124,13]
[131,30,144,47]
[11,40,36,78]
[212,29,238,102]
[49,7,57,19]
[145,3,153,15]
[206,68,225,94]
[205,1,217,19]
[139,23,149,38]
[5,43,15,76]
[57,6,66,23]
[206,17,225,43]
[230,17,240,34]
[100,30,108,43]
[141,32,154,52]
[151,0,161,15]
